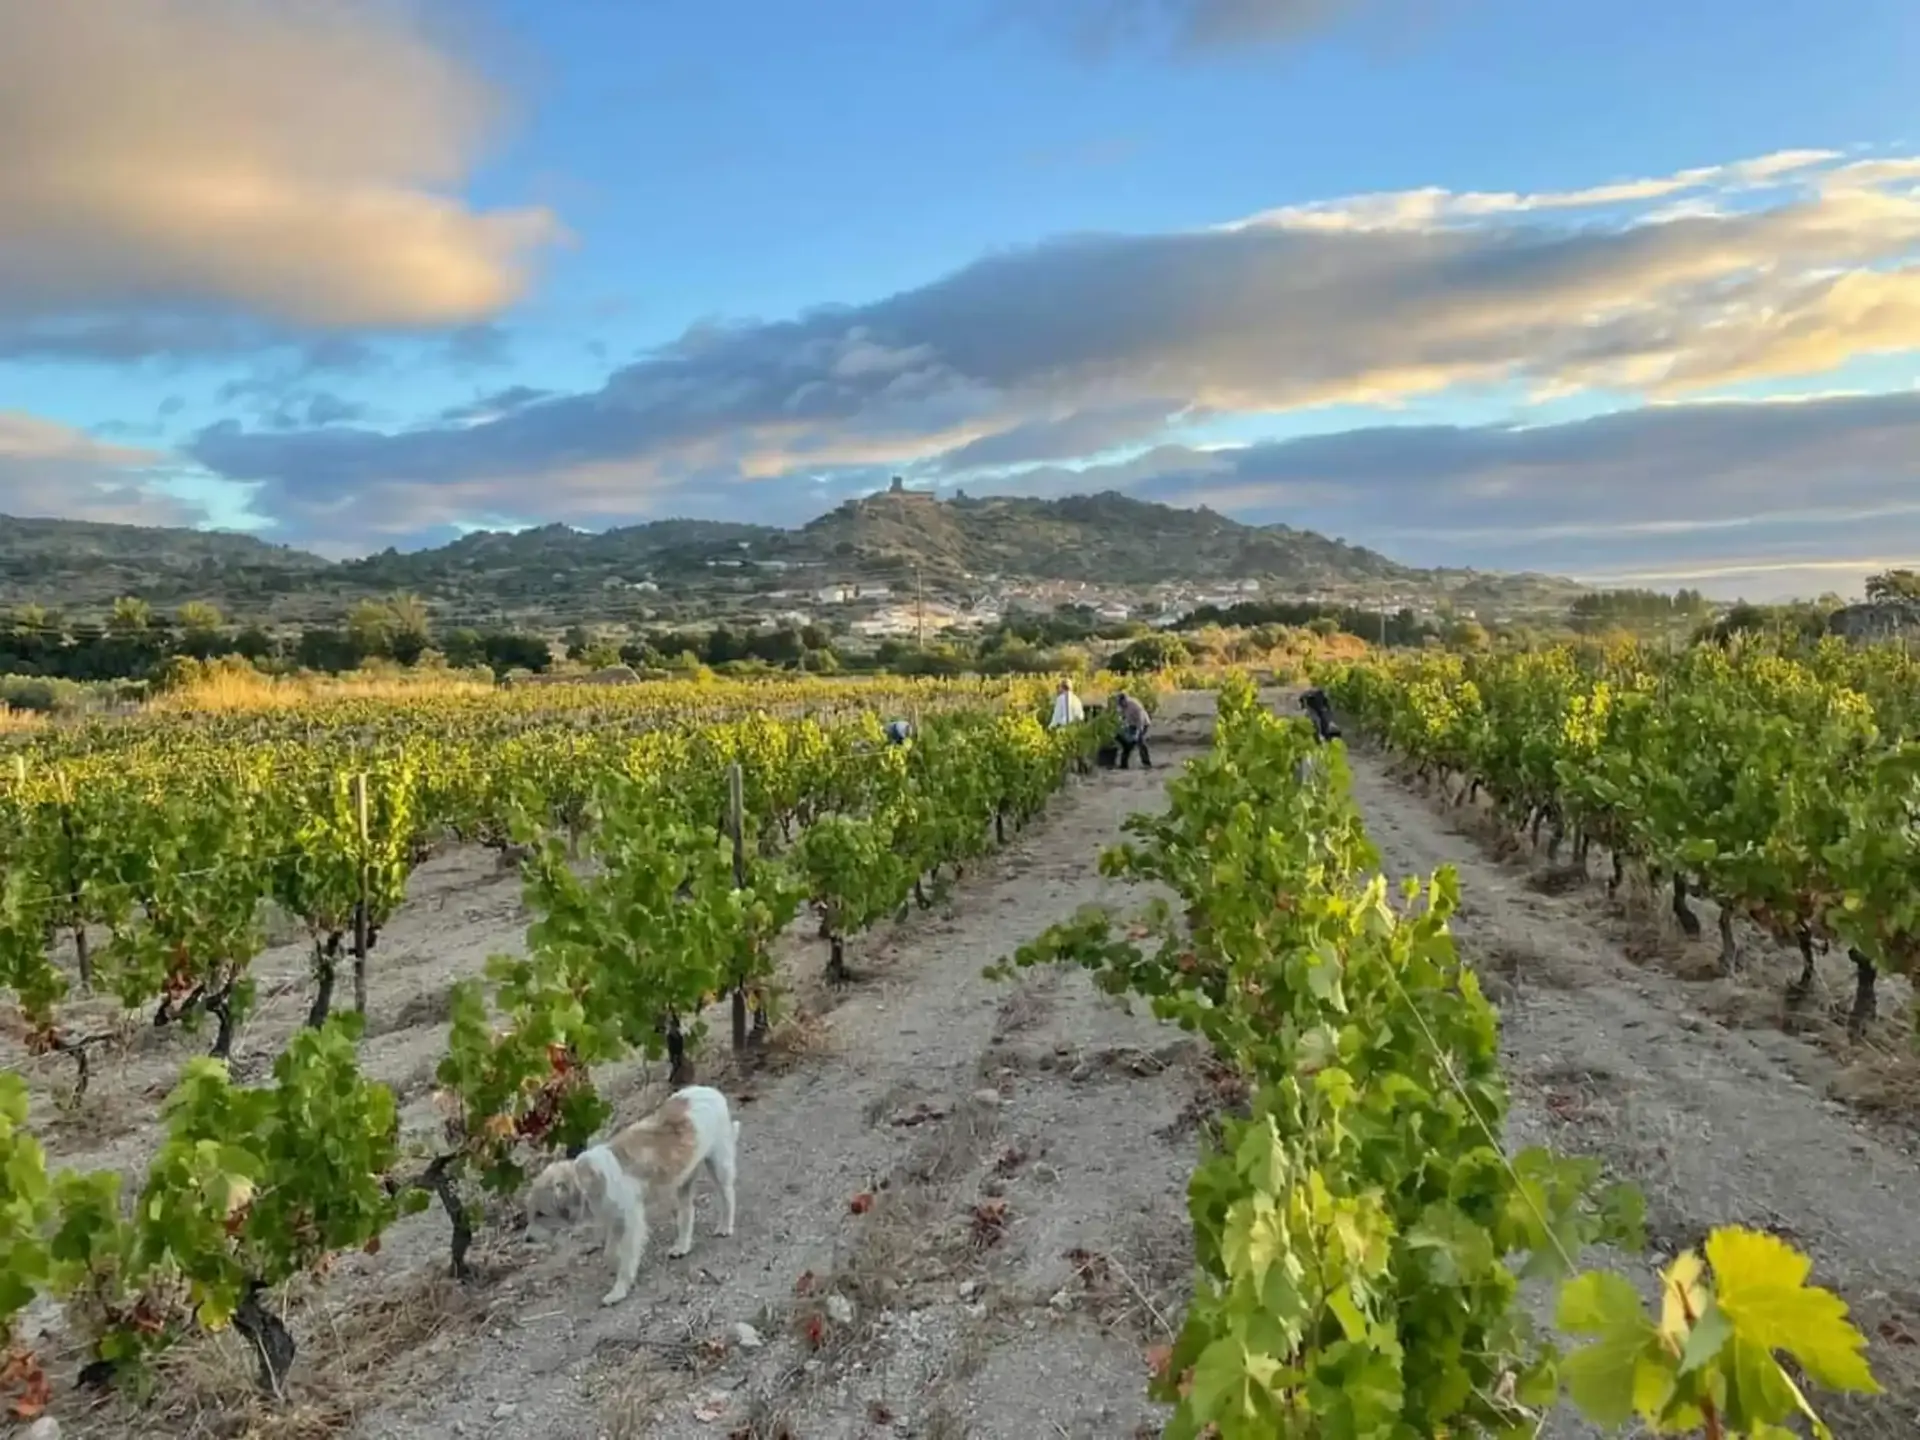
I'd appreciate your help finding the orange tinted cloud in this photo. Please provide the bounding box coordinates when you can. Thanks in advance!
[0,0,561,337]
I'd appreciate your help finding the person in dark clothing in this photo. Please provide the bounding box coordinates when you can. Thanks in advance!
[1112,690,1152,769]
[1298,687,1340,743]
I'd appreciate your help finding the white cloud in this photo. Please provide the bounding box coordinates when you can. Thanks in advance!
[0,412,196,526]
[0,0,561,355]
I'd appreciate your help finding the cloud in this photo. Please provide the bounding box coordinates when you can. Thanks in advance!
[180,145,1920,560]
[1029,0,1366,55]
[0,412,200,527]
[438,386,554,425]
[0,0,561,360]
[1103,390,1920,597]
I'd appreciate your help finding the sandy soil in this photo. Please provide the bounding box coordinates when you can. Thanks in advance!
[14,692,1920,1438]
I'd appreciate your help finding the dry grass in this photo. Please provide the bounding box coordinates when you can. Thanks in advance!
[146,667,496,714]
[0,701,48,732]
[590,1319,736,1439]
[750,1004,836,1077]
[63,1270,495,1440]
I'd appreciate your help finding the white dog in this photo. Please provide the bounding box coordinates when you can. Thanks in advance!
[524,1084,739,1306]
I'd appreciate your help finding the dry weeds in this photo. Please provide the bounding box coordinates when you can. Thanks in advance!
[62,1270,498,1440]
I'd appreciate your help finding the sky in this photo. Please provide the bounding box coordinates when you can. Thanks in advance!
[3,0,1919,601]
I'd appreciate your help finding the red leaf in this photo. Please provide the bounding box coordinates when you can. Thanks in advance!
[1,1348,51,1420]
[849,1191,874,1215]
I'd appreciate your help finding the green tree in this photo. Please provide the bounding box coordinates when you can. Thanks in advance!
[441,627,485,670]
[1106,633,1191,675]
[176,601,223,634]
[107,596,151,635]
[9,603,53,634]
[1444,618,1490,650]
[345,600,395,661]
[385,592,432,664]
[1864,568,1920,602]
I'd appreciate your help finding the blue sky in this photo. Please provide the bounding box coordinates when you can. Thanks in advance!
[3,0,1919,599]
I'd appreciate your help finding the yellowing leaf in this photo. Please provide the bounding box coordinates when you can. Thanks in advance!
[1657,1248,1709,1352]
[1705,1226,1880,1396]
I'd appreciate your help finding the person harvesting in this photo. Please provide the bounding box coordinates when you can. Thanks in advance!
[1112,689,1152,769]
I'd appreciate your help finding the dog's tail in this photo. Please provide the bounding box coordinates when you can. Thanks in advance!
[732,1120,742,1147]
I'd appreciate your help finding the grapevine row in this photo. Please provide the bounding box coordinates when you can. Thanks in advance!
[0,680,1115,1419]
[993,675,1877,1437]
[1317,642,1920,1035]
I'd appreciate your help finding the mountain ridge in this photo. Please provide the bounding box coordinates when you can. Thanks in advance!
[0,489,1585,622]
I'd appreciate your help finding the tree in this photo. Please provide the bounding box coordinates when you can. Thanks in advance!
[1105,633,1191,675]
[9,603,52,635]
[176,600,224,633]
[385,592,432,664]
[296,628,359,672]
[480,631,551,675]
[1444,618,1490,650]
[107,596,151,635]
[441,627,486,670]
[345,600,395,661]
[1864,569,1920,602]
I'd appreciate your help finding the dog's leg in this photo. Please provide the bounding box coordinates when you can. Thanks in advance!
[706,1134,738,1238]
[601,1204,647,1307]
[669,1183,697,1258]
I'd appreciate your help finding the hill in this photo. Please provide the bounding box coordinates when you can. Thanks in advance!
[797,488,1413,586]
[0,490,1584,625]
[0,514,329,611]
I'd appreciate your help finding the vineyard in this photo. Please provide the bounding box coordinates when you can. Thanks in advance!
[0,674,1118,1429]
[1316,639,1920,1041]
[999,675,1879,1438]
[0,665,1911,1437]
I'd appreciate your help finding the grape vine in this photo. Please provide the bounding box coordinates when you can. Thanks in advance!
[992,673,1878,1437]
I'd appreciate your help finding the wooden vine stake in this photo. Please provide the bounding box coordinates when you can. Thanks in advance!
[352,771,371,1015]
[727,761,750,1052]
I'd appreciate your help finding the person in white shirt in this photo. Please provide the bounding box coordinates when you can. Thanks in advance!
[1048,677,1085,729]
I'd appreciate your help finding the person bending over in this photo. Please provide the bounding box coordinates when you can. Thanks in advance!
[1112,690,1152,769]
[1298,687,1340,743]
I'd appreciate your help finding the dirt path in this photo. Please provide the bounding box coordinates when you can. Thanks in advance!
[1342,747,1920,1439]
[349,708,1218,1440]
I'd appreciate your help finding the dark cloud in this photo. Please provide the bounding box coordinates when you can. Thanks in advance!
[1071,0,1361,52]
[441,323,515,370]
[1102,391,1920,594]
[1003,0,1371,58]
[294,393,367,428]
[0,313,279,364]
[437,385,553,423]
